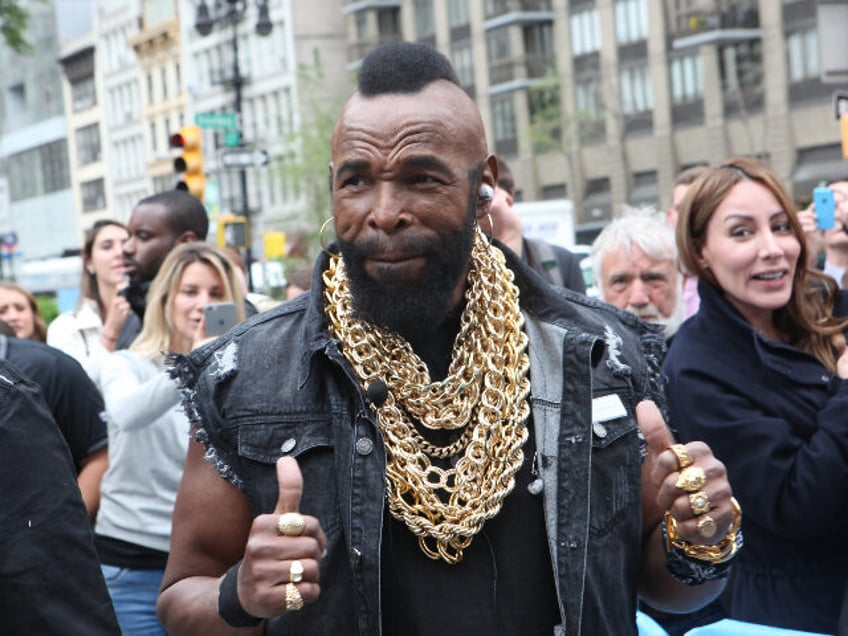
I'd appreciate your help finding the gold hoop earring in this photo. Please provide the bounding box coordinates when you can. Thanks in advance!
[477,212,495,241]
[319,217,337,255]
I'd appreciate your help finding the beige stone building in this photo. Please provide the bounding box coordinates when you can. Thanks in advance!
[343,0,847,242]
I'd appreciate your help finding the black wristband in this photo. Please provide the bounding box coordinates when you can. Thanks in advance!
[661,524,744,585]
[218,562,262,627]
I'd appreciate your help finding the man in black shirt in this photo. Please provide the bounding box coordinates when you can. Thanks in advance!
[0,359,120,635]
[0,323,108,520]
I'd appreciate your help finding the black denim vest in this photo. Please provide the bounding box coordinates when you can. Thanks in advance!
[175,248,666,636]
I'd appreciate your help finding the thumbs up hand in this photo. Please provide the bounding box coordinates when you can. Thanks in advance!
[236,456,327,618]
[637,400,734,547]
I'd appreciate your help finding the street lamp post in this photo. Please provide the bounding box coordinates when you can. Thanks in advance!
[194,0,273,292]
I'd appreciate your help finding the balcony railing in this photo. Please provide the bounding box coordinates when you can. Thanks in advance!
[489,52,556,86]
[669,0,760,49]
[348,33,402,64]
[485,0,552,19]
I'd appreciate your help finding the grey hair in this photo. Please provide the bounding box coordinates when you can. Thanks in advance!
[591,205,678,295]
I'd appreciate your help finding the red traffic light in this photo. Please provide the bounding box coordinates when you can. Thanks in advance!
[170,132,186,148]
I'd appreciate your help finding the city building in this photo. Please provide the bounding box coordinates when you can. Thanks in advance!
[343,0,847,243]
[0,0,78,264]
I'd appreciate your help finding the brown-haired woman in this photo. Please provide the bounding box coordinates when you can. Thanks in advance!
[47,220,130,386]
[664,156,848,633]
[0,281,48,342]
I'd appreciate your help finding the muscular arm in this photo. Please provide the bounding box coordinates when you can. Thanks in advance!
[77,446,108,521]
[157,439,260,635]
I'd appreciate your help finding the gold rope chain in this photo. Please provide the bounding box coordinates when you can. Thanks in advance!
[323,229,531,564]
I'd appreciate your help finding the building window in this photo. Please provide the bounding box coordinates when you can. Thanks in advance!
[719,39,763,93]
[75,124,101,166]
[614,0,647,44]
[487,27,511,62]
[447,0,470,27]
[146,72,154,102]
[570,8,601,56]
[451,41,474,88]
[575,77,603,119]
[161,67,168,99]
[355,12,368,39]
[378,8,400,36]
[81,178,106,212]
[8,140,71,201]
[670,52,703,103]
[492,94,517,150]
[174,62,181,92]
[42,141,71,194]
[413,0,435,38]
[150,121,157,154]
[787,28,819,82]
[71,76,96,112]
[620,63,653,114]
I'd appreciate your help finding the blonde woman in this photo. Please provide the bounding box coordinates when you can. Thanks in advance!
[48,220,131,386]
[96,243,245,636]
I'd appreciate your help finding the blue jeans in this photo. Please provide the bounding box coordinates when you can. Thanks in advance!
[101,565,167,636]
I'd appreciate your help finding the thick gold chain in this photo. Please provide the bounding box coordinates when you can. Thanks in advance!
[323,229,531,564]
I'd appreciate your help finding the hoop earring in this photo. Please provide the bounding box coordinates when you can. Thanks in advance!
[477,212,495,241]
[319,217,337,255]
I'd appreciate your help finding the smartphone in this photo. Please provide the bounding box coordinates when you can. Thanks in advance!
[204,302,238,337]
[814,186,836,230]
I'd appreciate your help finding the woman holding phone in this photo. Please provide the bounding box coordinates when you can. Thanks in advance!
[96,243,245,635]
[664,157,848,633]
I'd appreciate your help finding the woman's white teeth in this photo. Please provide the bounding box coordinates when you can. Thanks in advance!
[754,272,782,280]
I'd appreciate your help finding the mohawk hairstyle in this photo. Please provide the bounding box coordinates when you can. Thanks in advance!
[358,41,459,96]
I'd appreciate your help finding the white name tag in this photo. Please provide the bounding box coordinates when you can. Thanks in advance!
[592,394,627,423]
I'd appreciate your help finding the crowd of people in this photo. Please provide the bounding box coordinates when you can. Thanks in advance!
[1,41,847,636]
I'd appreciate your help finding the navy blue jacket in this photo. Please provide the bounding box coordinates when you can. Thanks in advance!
[663,280,848,634]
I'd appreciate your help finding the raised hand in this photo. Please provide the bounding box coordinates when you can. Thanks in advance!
[236,456,327,618]
[637,400,736,547]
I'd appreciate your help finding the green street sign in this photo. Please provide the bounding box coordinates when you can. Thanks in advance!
[224,129,241,147]
[195,112,238,129]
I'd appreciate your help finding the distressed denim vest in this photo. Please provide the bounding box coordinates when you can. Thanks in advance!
[176,250,665,636]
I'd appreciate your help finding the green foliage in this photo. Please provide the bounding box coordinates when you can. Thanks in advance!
[0,0,41,54]
[528,74,564,155]
[36,294,59,324]
[273,51,354,262]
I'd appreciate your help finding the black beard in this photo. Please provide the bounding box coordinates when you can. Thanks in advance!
[338,213,476,341]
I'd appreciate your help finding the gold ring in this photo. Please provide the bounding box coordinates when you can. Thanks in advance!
[277,512,306,537]
[669,443,692,470]
[675,466,707,492]
[689,491,711,516]
[697,514,717,539]
[289,559,304,584]
[285,582,304,611]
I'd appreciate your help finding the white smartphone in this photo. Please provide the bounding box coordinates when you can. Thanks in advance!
[204,302,238,337]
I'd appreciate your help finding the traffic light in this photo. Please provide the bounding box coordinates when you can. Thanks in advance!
[217,215,248,248]
[169,125,205,201]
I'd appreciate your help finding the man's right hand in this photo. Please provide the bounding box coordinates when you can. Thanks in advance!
[236,456,327,618]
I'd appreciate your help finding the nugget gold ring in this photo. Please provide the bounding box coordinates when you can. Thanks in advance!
[277,512,306,537]
[689,491,711,516]
[675,466,707,492]
[697,514,717,539]
[669,443,692,470]
[289,559,304,584]
[285,582,304,611]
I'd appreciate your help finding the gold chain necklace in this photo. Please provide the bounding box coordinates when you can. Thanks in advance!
[323,229,531,564]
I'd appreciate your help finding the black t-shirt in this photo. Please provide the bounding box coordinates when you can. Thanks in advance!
[0,336,107,471]
[381,312,560,635]
[0,361,121,635]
